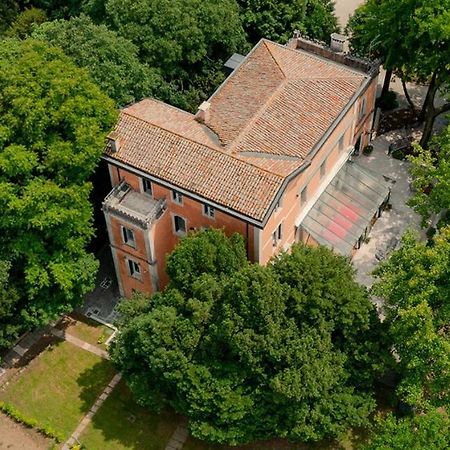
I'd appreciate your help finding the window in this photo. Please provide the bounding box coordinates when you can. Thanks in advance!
[300,187,307,204]
[174,215,186,235]
[121,226,135,248]
[127,259,141,279]
[339,134,345,151]
[320,159,327,179]
[203,204,215,218]
[272,223,283,246]
[172,190,183,205]
[359,98,366,121]
[142,178,152,195]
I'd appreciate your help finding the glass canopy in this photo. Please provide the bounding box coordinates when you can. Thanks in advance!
[302,161,390,255]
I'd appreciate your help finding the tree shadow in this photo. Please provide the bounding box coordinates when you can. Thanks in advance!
[76,359,116,415]
[81,379,181,449]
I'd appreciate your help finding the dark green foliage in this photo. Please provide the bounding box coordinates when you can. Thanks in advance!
[104,0,248,111]
[0,39,116,339]
[111,233,386,445]
[361,409,450,450]
[0,0,20,35]
[165,228,247,296]
[0,261,22,349]
[33,15,162,106]
[238,0,339,44]
[6,7,47,38]
[272,244,389,388]
[373,228,450,409]
[347,0,450,147]
[375,91,398,111]
[408,126,450,224]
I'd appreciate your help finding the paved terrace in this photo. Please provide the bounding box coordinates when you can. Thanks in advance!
[351,128,424,294]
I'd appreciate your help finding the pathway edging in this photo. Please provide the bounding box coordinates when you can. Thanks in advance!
[63,373,122,450]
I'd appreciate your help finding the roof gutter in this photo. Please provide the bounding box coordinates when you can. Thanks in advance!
[103,155,267,229]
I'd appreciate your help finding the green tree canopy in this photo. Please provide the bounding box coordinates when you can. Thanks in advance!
[361,409,450,450]
[104,0,248,110]
[347,0,450,148]
[0,261,22,349]
[33,15,162,106]
[0,39,116,339]
[373,227,450,409]
[238,0,339,44]
[6,7,47,38]
[111,233,386,445]
[408,125,450,225]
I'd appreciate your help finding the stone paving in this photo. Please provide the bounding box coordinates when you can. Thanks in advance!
[165,418,189,450]
[351,128,424,311]
[63,372,123,450]
[49,327,110,360]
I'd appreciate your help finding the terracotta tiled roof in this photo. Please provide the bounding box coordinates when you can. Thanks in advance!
[106,113,283,221]
[106,39,371,223]
[208,40,366,159]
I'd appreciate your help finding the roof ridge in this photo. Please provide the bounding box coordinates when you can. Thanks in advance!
[264,39,367,78]
[262,39,287,78]
[136,97,196,118]
[227,77,290,156]
[121,111,285,180]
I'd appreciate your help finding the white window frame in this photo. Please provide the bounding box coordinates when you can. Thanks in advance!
[272,223,283,247]
[172,190,183,205]
[203,204,215,219]
[300,186,307,204]
[127,258,141,280]
[121,226,136,248]
[339,134,345,151]
[142,178,152,196]
[320,159,327,179]
[173,215,187,235]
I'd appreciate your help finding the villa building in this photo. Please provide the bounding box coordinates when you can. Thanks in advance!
[102,36,390,298]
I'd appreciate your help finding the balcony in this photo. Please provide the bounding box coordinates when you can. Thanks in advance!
[103,181,166,229]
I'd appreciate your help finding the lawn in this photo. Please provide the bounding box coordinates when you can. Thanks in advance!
[80,381,179,450]
[0,339,115,440]
[58,314,114,350]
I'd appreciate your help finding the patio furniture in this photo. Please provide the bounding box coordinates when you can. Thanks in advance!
[387,136,413,157]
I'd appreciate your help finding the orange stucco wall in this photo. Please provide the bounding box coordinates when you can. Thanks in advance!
[104,74,378,297]
[105,167,256,295]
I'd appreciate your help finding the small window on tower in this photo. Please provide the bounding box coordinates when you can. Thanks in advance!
[127,259,141,279]
[121,226,136,248]
[142,178,152,195]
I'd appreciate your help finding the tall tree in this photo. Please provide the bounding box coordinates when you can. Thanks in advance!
[408,125,450,225]
[0,39,116,335]
[104,0,249,111]
[347,0,450,148]
[239,0,339,44]
[373,228,450,409]
[111,235,386,445]
[33,15,162,106]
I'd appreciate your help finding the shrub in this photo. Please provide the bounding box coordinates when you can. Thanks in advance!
[363,145,374,155]
[376,91,399,111]
[0,401,63,442]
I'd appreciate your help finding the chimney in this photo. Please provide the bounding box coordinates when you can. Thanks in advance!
[195,101,211,124]
[330,33,347,53]
[107,131,122,153]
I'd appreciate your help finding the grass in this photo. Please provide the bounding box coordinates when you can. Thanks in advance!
[0,339,115,440]
[60,314,114,350]
[80,381,179,450]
